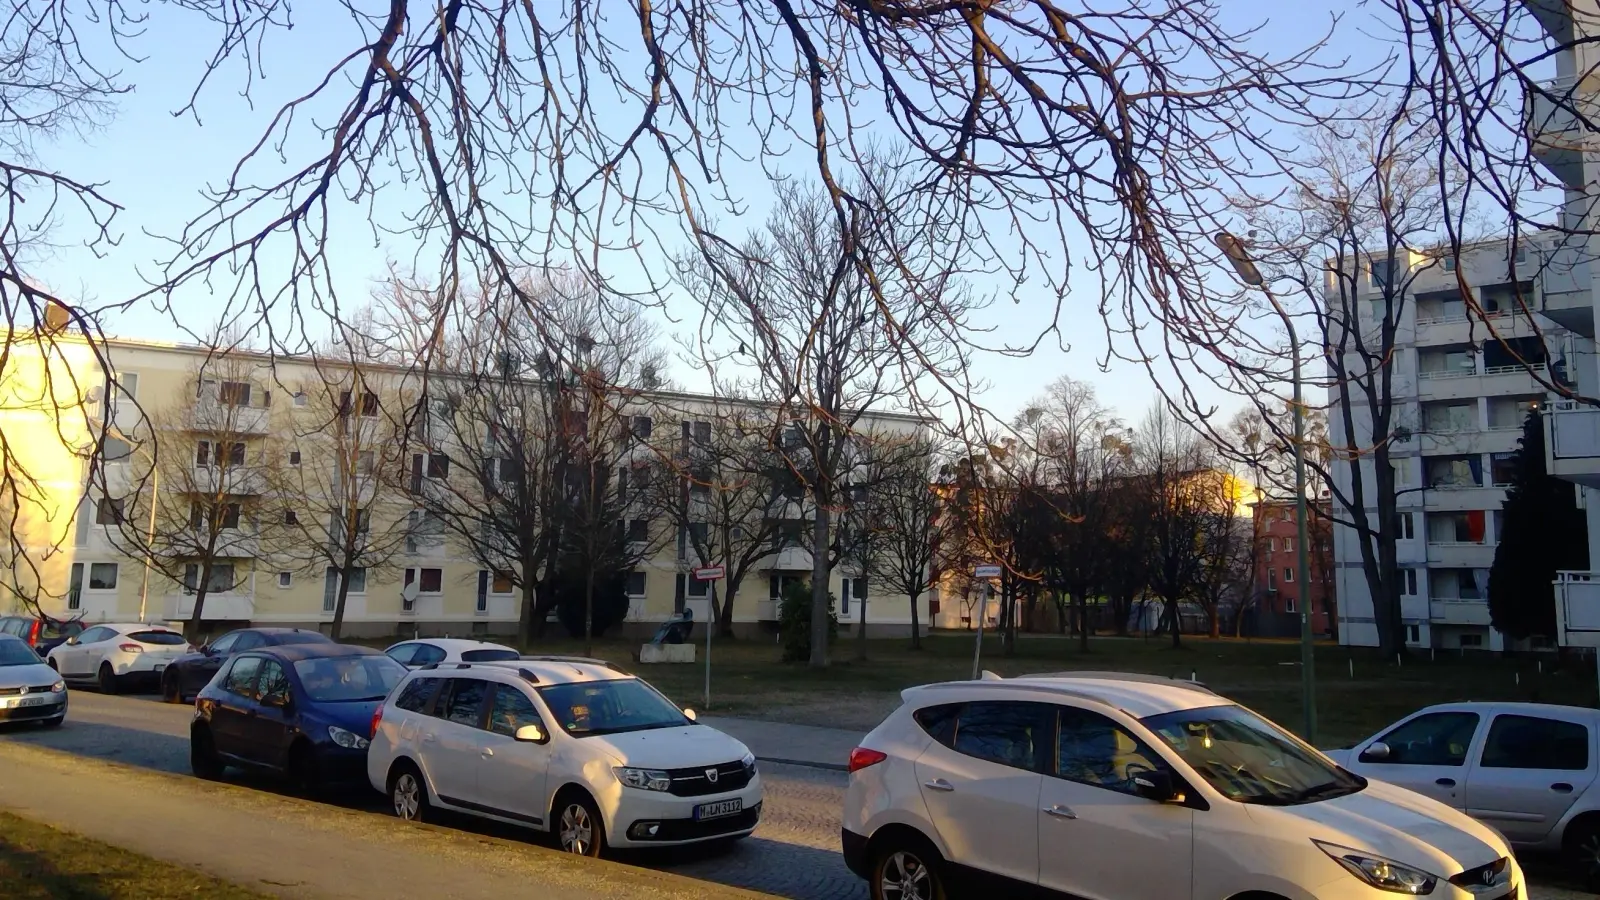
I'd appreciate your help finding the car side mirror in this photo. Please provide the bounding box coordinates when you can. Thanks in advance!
[514,723,548,744]
[683,708,698,722]
[1132,770,1180,803]
[1358,741,1391,763]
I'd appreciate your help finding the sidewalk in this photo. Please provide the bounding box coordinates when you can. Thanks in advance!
[0,742,768,900]
[702,717,860,771]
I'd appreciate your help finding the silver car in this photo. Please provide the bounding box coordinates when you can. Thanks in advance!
[0,633,66,726]
[1326,701,1600,888]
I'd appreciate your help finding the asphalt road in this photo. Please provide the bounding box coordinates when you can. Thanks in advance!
[0,689,866,900]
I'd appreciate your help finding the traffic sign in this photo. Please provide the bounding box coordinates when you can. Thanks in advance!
[974,564,1002,579]
[693,565,725,581]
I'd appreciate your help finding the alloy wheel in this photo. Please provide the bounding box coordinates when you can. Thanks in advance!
[393,773,422,820]
[1578,828,1600,884]
[559,804,594,855]
[880,851,933,900]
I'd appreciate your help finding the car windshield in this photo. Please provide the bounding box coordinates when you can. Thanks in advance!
[1142,705,1365,806]
[460,648,519,662]
[293,655,406,702]
[0,641,41,666]
[538,678,689,736]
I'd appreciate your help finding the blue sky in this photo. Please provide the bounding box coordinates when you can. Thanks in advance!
[32,0,1381,429]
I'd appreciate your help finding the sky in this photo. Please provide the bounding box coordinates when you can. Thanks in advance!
[28,0,1390,432]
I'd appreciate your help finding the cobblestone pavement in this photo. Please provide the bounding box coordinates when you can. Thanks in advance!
[2,691,1589,900]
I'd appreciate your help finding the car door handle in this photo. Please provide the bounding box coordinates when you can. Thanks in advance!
[1043,805,1077,820]
[481,748,494,758]
[421,733,437,743]
[1435,778,1456,788]
[923,779,954,792]
[1552,782,1574,794]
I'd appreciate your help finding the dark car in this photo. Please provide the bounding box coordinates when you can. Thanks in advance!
[190,643,406,793]
[0,615,85,657]
[162,627,332,704]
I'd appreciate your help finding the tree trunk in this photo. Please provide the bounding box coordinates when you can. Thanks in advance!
[517,581,536,648]
[1075,590,1089,653]
[583,566,595,658]
[1208,606,1221,639]
[718,579,739,638]
[1165,596,1182,648]
[854,587,868,661]
[186,559,214,639]
[908,587,922,650]
[808,499,831,668]
[331,564,353,641]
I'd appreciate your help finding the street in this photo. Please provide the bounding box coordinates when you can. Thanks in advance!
[0,690,866,900]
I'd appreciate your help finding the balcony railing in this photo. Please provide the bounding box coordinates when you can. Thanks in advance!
[1555,571,1600,647]
[1429,598,1491,625]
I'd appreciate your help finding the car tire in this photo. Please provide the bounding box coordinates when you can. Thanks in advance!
[161,669,183,704]
[97,663,118,695]
[190,726,225,780]
[554,791,607,858]
[388,763,430,823]
[1567,818,1600,891]
[288,743,322,796]
[869,836,948,900]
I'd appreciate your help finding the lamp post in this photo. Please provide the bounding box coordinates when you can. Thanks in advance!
[1214,231,1317,745]
[109,428,159,623]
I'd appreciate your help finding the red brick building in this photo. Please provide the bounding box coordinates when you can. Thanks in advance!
[1250,498,1336,637]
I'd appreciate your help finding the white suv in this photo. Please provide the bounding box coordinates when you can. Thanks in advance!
[368,656,761,856]
[843,673,1522,900]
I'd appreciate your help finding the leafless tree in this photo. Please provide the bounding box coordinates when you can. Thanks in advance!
[1135,406,1226,648]
[848,430,946,652]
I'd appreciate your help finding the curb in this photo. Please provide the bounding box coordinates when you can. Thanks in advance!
[757,755,849,773]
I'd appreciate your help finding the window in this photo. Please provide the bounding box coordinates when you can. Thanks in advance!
[1403,568,1419,596]
[404,567,444,594]
[1442,254,1456,273]
[257,660,291,706]
[1267,569,1277,590]
[851,577,868,603]
[1509,243,1529,265]
[627,518,649,543]
[1283,567,1294,583]
[184,563,234,594]
[491,571,514,594]
[101,437,131,463]
[112,372,139,402]
[681,420,712,443]
[1285,597,1296,613]
[340,390,380,417]
[1370,256,1400,288]
[288,450,301,467]
[283,509,298,526]
[77,626,114,645]
[218,381,252,407]
[488,685,544,737]
[277,572,292,589]
[223,656,263,697]
[293,391,308,407]
[914,704,961,748]
[442,678,489,728]
[393,677,440,713]
[357,450,376,475]
[1369,711,1480,766]
[410,644,446,667]
[87,563,119,590]
[1391,459,1412,487]
[1406,624,1421,643]
[222,503,241,529]
[1460,633,1484,648]
[1056,706,1170,795]
[67,563,83,608]
[1481,715,1589,771]
[426,454,450,479]
[1394,512,1415,540]
[631,416,653,439]
[95,498,124,525]
[337,567,367,594]
[950,702,1051,772]
[689,575,709,598]
[1491,453,1516,487]
[626,572,647,596]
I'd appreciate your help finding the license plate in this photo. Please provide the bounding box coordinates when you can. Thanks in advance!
[693,799,742,821]
[5,695,50,708]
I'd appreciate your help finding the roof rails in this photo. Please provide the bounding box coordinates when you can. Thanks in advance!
[1012,671,1220,696]
[517,655,614,668]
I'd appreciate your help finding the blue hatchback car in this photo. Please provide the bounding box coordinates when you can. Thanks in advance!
[190,643,406,792]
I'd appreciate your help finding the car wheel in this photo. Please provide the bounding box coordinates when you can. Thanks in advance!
[555,792,606,858]
[161,669,183,704]
[288,743,322,796]
[1567,819,1600,891]
[190,726,225,780]
[97,663,118,695]
[870,838,947,900]
[389,763,430,823]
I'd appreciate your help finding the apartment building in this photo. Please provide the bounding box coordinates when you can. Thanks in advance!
[0,332,932,639]
[1249,498,1335,638]
[1327,238,1574,651]
[1529,0,1600,651]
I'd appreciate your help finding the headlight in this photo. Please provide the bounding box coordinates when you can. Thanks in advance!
[1314,840,1437,895]
[49,680,65,693]
[614,766,672,792]
[327,725,370,750]
[741,752,757,772]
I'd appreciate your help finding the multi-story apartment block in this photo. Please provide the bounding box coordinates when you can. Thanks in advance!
[1327,237,1575,651]
[1250,498,1335,638]
[0,332,933,640]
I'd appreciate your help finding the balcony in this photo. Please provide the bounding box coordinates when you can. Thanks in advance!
[1417,363,1547,401]
[1525,75,1596,188]
[1430,599,1492,626]
[1555,571,1600,648]
[1426,542,1496,568]
[186,465,266,496]
[164,591,254,621]
[191,402,270,435]
[1546,402,1600,488]
[767,545,814,572]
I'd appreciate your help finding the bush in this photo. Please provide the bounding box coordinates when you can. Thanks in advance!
[778,578,837,662]
[555,566,631,639]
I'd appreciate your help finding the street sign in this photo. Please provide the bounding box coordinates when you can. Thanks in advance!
[974,564,1002,579]
[693,565,725,581]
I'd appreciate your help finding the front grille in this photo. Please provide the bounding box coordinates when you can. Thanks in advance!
[0,686,22,697]
[1449,857,1512,895]
[0,700,63,721]
[665,760,754,797]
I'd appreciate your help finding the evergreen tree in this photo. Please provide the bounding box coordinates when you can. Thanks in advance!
[1488,410,1589,640]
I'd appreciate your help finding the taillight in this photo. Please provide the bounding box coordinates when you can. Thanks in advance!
[27,621,40,645]
[118,643,142,653]
[848,747,888,773]
[370,704,384,739]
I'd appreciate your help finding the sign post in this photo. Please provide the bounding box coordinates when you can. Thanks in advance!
[972,565,1002,679]
[693,565,725,710]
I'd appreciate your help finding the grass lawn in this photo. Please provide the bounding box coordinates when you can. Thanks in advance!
[0,812,272,900]
[467,630,1598,748]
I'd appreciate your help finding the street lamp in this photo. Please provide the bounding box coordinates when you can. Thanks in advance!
[1214,231,1318,745]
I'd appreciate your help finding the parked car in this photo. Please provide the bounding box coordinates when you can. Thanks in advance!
[190,643,407,793]
[162,627,332,704]
[368,657,760,857]
[1326,701,1600,888]
[843,672,1522,900]
[383,637,519,669]
[0,634,66,726]
[46,623,190,694]
[0,614,85,656]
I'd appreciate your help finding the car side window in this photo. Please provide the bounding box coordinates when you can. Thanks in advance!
[208,633,240,655]
[441,678,489,728]
[393,677,440,713]
[257,660,291,705]
[223,656,263,697]
[1056,706,1170,795]
[0,619,22,637]
[386,644,418,666]
[232,633,265,652]
[1480,714,1590,771]
[411,644,446,667]
[487,684,544,737]
[950,701,1051,772]
[914,703,961,748]
[77,626,112,645]
[1372,712,1480,766]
